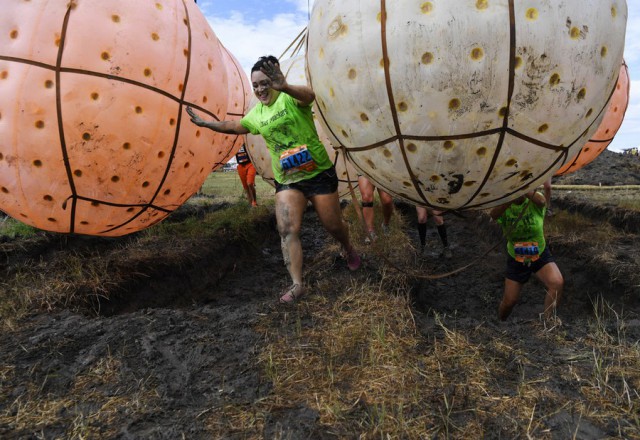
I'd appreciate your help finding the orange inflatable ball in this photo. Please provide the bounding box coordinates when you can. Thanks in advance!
[0,0,230,236]
[556,61,630,176]
[210,44,251,171]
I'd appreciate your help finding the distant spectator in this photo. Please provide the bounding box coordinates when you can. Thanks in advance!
[235,144,257,207]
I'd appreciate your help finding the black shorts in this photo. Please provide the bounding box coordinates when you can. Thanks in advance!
[505,247,555,284]
[275,166,338,198]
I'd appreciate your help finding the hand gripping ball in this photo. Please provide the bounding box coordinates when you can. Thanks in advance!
[0,0,230,236]
[245,54,359,197]
[307,0,627,209]
[555,60,630,176]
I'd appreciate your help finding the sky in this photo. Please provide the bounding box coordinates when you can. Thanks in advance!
[198,0,640,152]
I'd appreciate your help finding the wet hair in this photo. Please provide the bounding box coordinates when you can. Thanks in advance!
[251,55,279,73]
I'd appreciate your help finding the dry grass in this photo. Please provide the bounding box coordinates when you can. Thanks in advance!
[572,298,640,439]
[0,351,161,438]
[554,187,640,211]
[545,208,640,289]
[207,276,640,438]
[203,201,640,438]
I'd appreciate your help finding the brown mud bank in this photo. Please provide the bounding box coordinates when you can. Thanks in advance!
[0,192,639,439]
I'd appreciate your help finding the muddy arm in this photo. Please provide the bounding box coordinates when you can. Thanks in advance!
[186,107,249,135]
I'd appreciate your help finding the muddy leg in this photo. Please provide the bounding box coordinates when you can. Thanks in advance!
[499,279,523,320]
[275,190,307,286]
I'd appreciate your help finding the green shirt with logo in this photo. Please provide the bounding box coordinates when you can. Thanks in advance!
[240,93,332,184]
[496,195,547,259]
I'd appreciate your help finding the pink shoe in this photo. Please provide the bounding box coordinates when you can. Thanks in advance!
[279,284,306,304]
[346,248,361,271]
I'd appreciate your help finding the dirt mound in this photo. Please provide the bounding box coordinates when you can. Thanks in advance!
[554,149,640,186]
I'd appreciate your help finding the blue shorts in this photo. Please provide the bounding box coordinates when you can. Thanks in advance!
[505,247,555,284]
[275,166,338,198]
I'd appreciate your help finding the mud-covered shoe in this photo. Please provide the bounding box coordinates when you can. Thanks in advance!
[364,231,377,245]
[381,222,390,236]
[279,284,306,304]
[346,248,361,271]
[440,247,453,259]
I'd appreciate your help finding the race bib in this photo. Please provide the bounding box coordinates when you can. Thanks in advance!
[279,145,317,175]
[514,241,540,264]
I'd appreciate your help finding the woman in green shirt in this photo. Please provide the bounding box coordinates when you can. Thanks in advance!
[490,190,563,322]
[186,56,360,303]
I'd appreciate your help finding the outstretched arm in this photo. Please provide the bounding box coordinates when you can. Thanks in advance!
[186,107,249,134]
[261,61,315,106]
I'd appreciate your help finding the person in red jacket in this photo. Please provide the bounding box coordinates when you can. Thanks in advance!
[235,144,257,207]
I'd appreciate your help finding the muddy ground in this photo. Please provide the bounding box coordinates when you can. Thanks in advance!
[0,151,639,439]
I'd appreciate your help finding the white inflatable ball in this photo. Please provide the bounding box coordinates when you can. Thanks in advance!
[307,0,627,209]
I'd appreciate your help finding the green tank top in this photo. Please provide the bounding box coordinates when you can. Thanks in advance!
[240,93,332,184]
[497,196,547,259]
